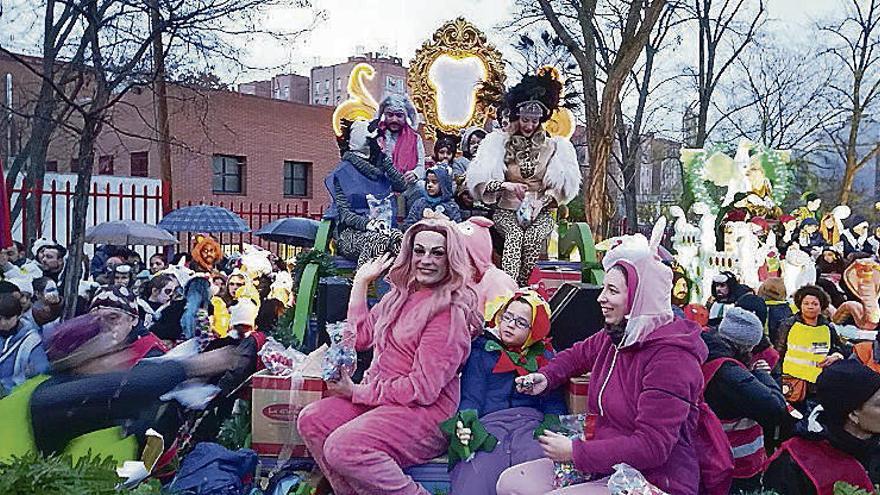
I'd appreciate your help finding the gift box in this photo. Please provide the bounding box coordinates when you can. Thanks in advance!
[566,374,590,415]
[251,346,328,457]
[528,261,582,299]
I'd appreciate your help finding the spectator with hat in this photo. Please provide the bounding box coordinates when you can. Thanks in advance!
[700,307,788,492]
[764,360,880,495]
[0,292,48,395]
[757,277,794,351]
[32,238,67,285]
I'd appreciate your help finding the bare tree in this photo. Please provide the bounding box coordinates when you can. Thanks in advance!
[511,0,667,238]
[687,0,765,147]
[820,0,880,205]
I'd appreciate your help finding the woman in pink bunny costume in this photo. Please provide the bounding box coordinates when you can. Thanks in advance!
[297,219,481,495]
[496,218,709,495]
[457,216,518,319]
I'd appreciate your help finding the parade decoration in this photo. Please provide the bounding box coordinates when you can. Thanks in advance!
[680,139,793,215]
[834,258,880,330]
[332,63,379,137]
[540,66,576,139]
[408,17,506,136]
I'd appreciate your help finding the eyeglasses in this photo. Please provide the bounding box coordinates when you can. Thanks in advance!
[162,287,175,295]
[500,312,530,330]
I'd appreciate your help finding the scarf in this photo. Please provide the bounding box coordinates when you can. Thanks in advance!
[484,289,553,376]
[380,122,419,173]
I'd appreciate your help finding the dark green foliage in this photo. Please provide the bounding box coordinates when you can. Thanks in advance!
[272,305,299,348]
[0,453,163,495]
[291,249,337,289]
[218,400,252,451]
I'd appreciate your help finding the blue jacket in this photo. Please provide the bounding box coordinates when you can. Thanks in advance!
[460,335,567,417]
[0,318,50,395]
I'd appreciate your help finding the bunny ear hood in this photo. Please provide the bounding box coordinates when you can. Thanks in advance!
[603,217,674,348]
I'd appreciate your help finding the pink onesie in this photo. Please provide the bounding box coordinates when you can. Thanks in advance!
[298,289,471,495]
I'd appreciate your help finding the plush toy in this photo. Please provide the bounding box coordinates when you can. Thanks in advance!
[833,258,880,330]
[455,216,517,320]
[191,234,222,272]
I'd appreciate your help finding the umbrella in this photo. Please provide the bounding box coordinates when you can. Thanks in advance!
[254,218,320,246]
[85,220,178,246]
[158,205,250,233]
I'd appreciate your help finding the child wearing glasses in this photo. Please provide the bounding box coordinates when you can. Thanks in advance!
[449,289,566,495]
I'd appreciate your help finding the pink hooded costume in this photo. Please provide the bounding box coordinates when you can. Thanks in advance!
[297,220,480,495]
[497,219,708,495]
[457,216,518,318]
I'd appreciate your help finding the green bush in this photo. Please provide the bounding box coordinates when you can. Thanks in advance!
[0,453,162,495]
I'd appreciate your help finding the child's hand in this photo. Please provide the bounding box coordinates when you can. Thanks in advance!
[515,373,548,395]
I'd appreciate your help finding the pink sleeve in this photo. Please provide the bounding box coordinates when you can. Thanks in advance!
[350,309,471,407]
[539,333,602,390]
[347,298,376,351]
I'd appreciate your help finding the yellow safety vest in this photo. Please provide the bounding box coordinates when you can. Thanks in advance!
[782,320,831,383]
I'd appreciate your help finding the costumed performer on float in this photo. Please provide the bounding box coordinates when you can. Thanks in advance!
[376,94,424,211]
[297,218,481,495]
[324,119,408,266]
[448,288,567,495]
[456,216,517,317]
[496,218,710,495]
[467,70,581,285]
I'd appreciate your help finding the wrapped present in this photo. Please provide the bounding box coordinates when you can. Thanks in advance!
[566,374,590,415]
[251,346,328,457]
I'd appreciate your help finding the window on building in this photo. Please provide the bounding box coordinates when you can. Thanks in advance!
[97,155,114,175]
[385,75,403,93]
[45,160,58,172]
[314,81,320,94]
[324,79,330,92]
[130,151,148,177]
[212,154,245,194]
[69,158,79,173]
[283,161,310,197]
[336,77,342,91]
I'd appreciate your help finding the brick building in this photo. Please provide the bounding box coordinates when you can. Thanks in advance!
[310,52,407,107]
[94,85,339,211]
[238,73,310,104]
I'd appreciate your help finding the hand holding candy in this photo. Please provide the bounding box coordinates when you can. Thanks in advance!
[326,371,354,399]
[515,373,548,395]
[539,430,573,462]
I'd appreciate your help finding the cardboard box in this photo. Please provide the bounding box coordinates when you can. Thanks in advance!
[251,346,329,457]
[566,374,590,415]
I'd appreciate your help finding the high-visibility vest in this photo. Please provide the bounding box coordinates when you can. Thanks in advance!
[702,357,766,479]
[782,320,831,383]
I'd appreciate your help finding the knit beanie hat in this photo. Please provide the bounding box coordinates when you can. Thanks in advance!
[757,277,787,302]
[89,286,139,317]
[734,294,768,328]
[229,299,258,327]
[718,307,763,349]
[817,360,880,425]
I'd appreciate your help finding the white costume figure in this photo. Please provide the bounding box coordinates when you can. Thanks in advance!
[783,246,817,298]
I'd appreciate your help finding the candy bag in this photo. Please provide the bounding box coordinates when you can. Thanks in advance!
[322,321,356,382]
[607,463,668,495]
[258,336,306,376]
[553,414,591,488]
[516,192,543,229]
[367,194,394,229]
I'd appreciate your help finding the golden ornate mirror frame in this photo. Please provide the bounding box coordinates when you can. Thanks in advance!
[408,17,506,137]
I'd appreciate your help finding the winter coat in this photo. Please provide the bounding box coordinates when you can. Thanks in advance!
[766,300,794,346]
[460,335,566,417]
[764,424,880,495]
[701,331,788,426]
[0,318,50,395]
[538,318,708,495]
[401,166,462,230]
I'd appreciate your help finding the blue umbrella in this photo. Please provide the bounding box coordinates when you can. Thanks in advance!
[254,217,320,246]
[158,205,250,233]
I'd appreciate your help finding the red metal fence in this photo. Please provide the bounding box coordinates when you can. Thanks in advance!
[12,177,325,260]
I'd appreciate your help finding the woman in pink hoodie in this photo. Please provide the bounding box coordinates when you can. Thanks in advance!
[297,219,481,495]
[496,219,709,495]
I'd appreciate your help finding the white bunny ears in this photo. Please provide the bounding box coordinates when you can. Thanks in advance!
[599,217,667,271]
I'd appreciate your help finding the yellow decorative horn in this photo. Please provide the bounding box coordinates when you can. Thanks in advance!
[332,63,380,136]
[540,65,575,140]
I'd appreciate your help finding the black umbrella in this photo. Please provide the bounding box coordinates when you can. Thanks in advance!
[254,218,320,246]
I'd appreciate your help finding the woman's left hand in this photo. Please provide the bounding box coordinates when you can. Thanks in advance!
[538,431,573,462]
[326,373,355,399]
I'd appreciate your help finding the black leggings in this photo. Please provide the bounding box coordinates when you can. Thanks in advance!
[30,361,188,455]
